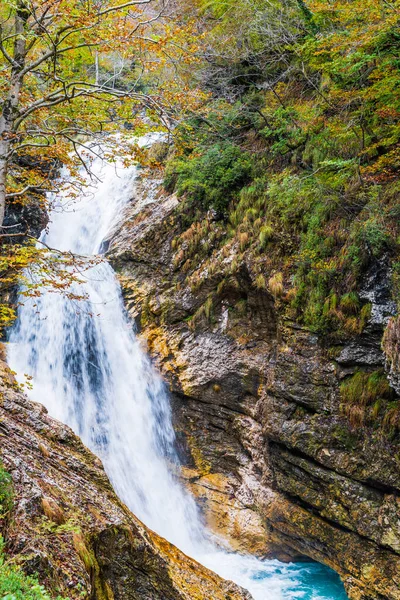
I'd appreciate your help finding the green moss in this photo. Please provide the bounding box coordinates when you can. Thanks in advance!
[187,437,212,476]
[359,303,372,331]
[333,425,358,451]
[0,462,13,517]
[140,296,155,328]
[204,296,213,321]
[73,532,96,572]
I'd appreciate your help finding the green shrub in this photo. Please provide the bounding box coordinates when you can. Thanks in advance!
[0,537,67,600]
[0,464,13,517]
[164,142,253,214]
[359,219,393,257]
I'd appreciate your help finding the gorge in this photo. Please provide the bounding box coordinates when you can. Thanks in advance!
[1,0,400,598]
[6,148,348,599]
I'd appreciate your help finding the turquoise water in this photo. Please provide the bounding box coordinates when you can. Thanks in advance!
[198,546,348,600]
[253,560,348,600]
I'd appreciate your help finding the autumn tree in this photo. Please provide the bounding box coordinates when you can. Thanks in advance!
[0,0,206,335]
[0,0,206,229]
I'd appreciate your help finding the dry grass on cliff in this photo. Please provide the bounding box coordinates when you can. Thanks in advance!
[340,370,399,434]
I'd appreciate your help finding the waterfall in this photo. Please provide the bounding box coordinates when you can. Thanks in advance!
[8,147,347,600]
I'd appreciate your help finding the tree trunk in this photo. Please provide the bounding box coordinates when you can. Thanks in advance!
[0,1,28,228]
[95,52,100,86]
[0,140,10,227]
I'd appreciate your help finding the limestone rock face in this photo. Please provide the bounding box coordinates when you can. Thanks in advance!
[0,359,251,600]
[108,173,400,600]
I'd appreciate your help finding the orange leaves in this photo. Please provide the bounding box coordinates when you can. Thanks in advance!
[0,235,103,332]
[376,107,400,122]
[0,0,220,334]
[361,145,400,183]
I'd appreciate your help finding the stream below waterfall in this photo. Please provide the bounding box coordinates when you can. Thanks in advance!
[8,148,348,600]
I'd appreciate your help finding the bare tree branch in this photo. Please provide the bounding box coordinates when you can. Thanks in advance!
[5,185,48,198]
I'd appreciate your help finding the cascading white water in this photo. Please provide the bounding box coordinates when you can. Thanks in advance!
[8,147,347,600]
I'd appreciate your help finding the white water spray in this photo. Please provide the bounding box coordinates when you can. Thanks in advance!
[8,148,347,600]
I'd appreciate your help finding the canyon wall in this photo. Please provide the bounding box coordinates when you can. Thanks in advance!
[108,173,400,600]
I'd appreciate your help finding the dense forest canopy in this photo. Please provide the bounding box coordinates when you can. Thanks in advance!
[164,0,400,338]
[1,0,400,341]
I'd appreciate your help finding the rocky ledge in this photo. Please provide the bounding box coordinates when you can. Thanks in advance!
[0,354,251,600]
[108,172,400,600]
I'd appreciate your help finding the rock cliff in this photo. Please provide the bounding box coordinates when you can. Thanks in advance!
[108,172,400,600]
[0,353,251,600]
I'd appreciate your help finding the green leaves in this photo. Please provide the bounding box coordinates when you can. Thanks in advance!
[0,536,68,600]
[166,142,252,214]
[0,464,13,518]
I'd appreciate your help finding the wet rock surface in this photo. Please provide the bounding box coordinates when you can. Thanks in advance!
[0,356,252,600]
[109,173,400,600]
[3,196,48,241]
